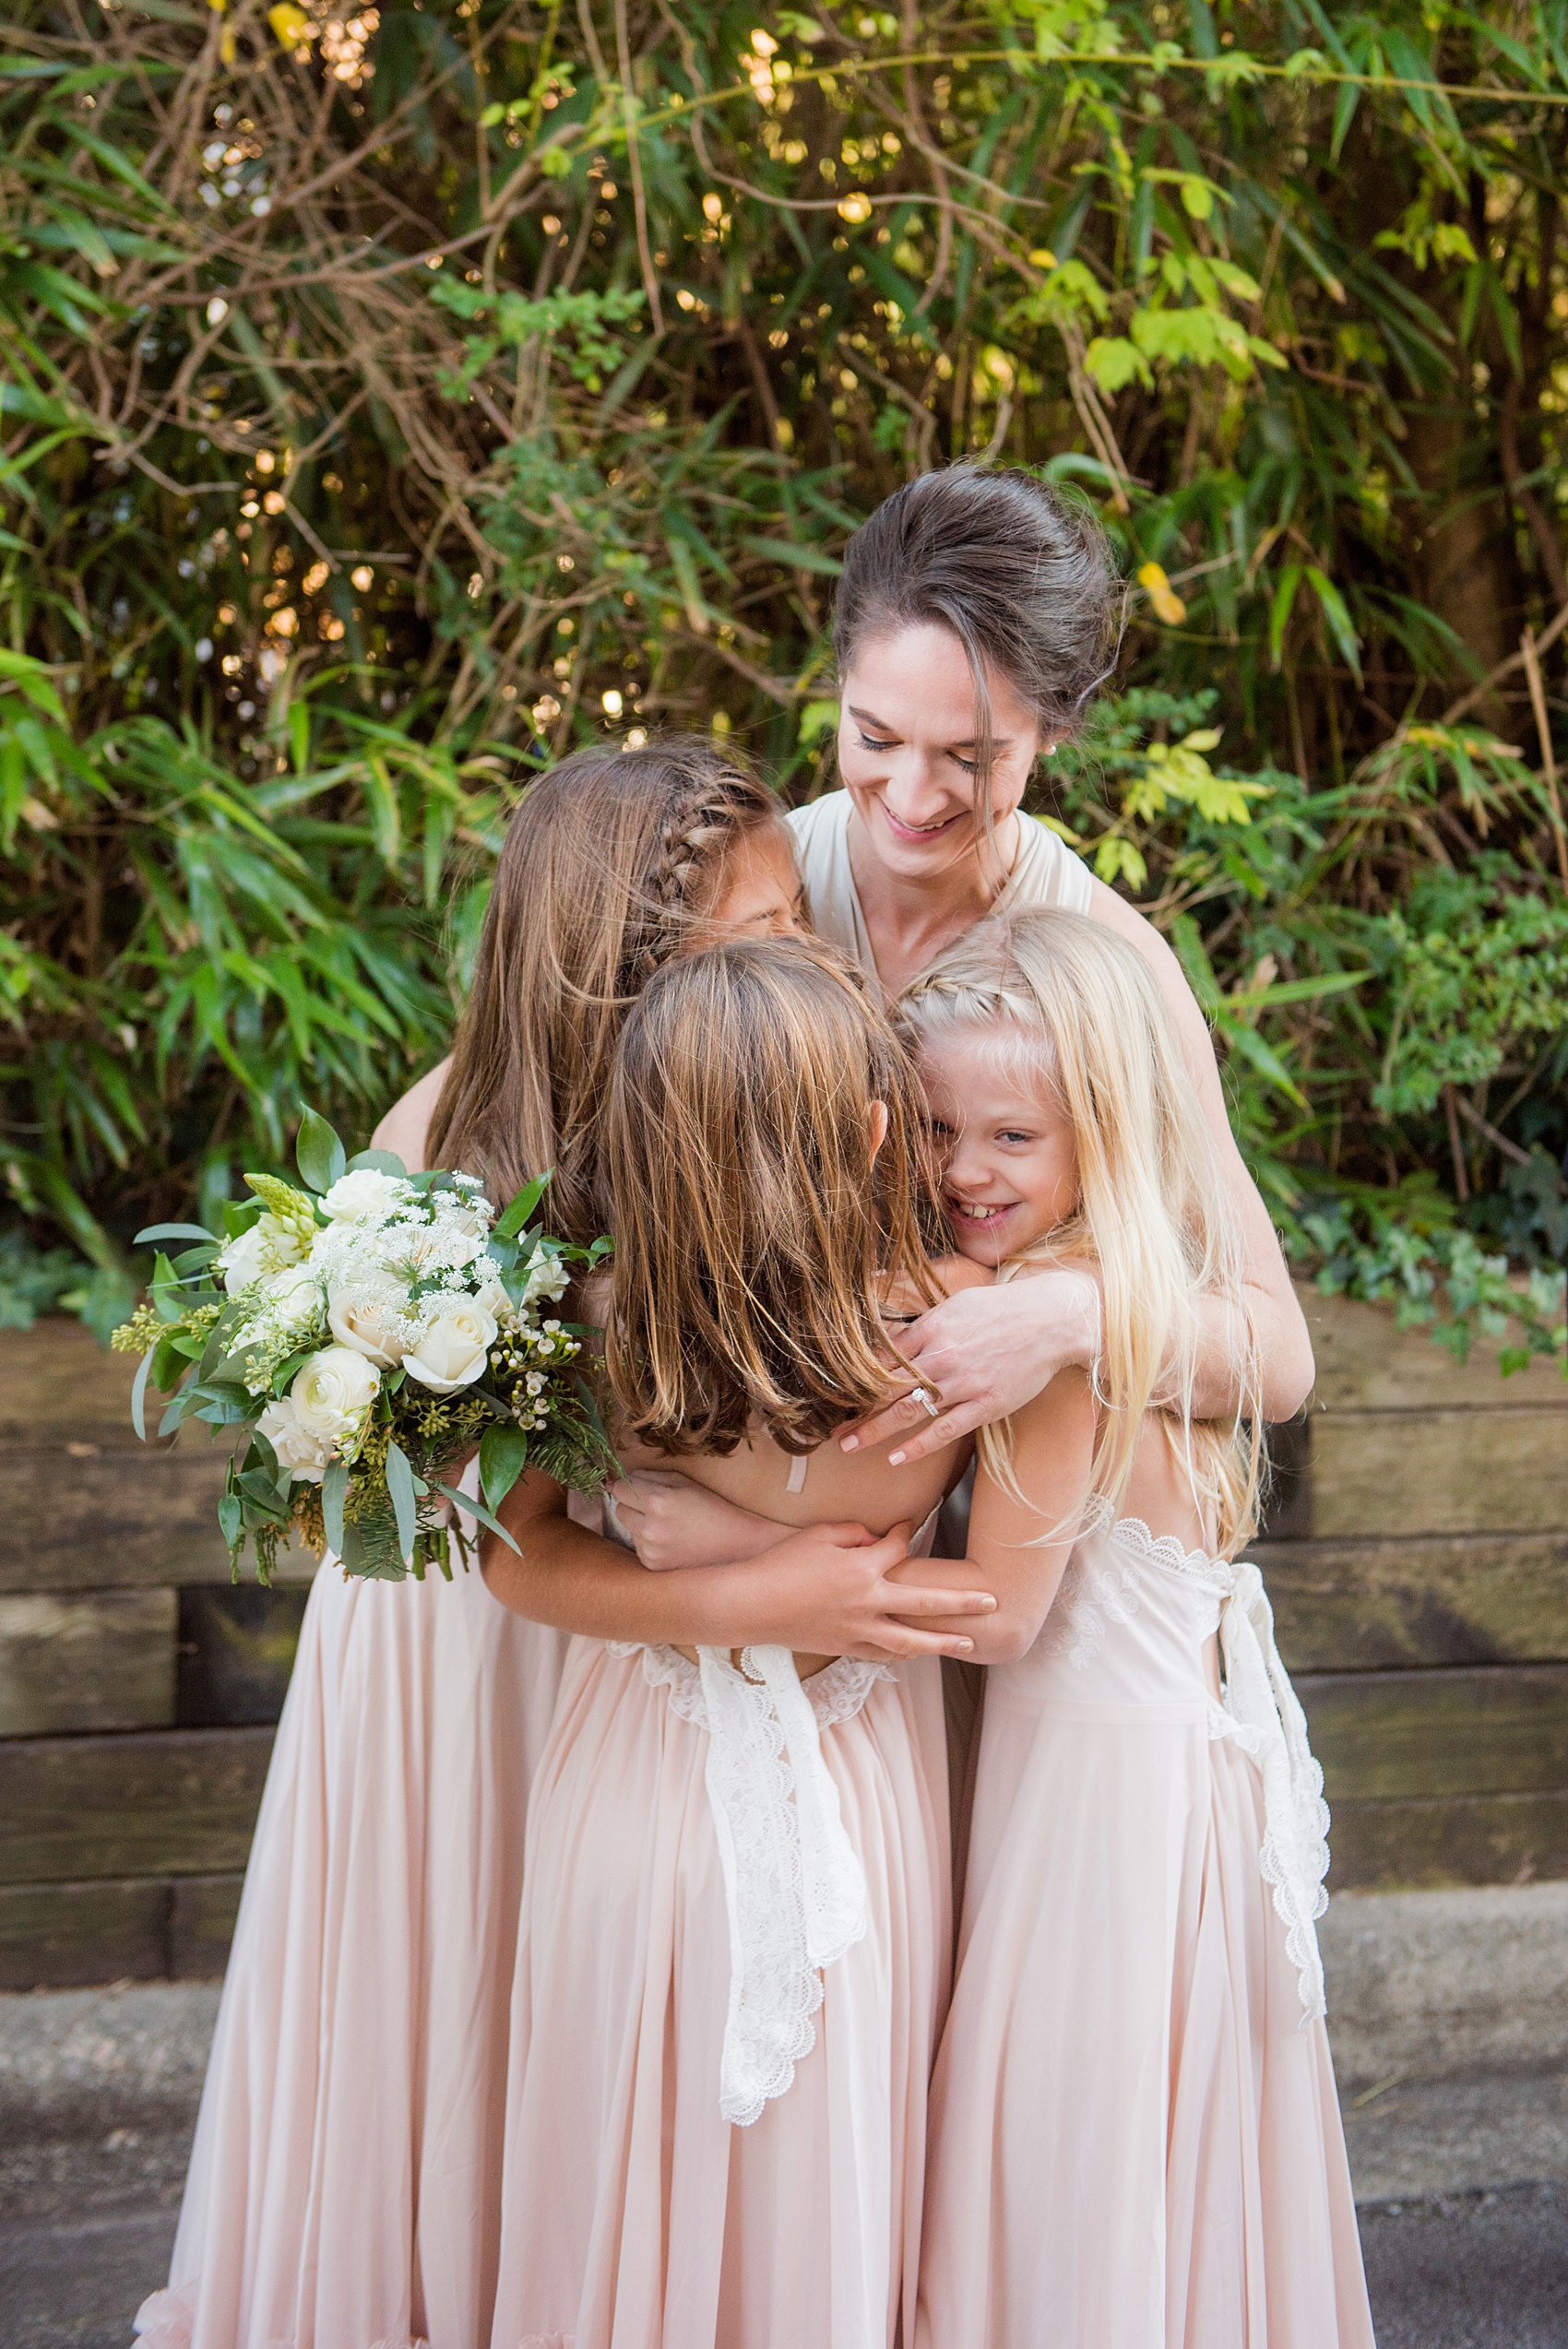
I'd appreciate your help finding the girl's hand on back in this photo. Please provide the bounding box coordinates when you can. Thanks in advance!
[735,1520,996,1661]
[841,1265,1102,1468]
[608,1470,784,1572]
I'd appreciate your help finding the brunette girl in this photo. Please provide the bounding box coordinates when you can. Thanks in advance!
[140,747,985,2349]
[481,940,996,2349]
[903,909,1374,2348]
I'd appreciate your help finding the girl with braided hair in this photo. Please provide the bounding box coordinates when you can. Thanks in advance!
[141,742,992,2349]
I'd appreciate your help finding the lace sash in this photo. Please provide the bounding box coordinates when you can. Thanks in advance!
[1080,1515,1331,2023]
[1207,1556,1332,2023]
[612,1640,890,2125]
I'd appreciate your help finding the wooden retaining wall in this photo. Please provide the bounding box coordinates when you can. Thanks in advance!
[0,1296,1564,1987]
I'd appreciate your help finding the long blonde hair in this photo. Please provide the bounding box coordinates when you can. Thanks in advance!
[429,739,789,1242]
[603,938,944,1457]
[900,908,1265,1553]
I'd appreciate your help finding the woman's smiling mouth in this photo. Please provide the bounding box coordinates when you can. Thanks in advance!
[878,799,968,844]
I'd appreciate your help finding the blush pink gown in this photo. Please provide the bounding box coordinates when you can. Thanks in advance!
[916,1511,1377,2349]
[135,1543,569,2349]
[488,1625,951,2349]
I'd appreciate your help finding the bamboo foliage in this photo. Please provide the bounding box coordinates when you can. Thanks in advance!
[0,0,1565,1357]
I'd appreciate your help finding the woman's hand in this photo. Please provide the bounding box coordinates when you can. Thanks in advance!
[607,1470,783,1572]
[731,1520,997,1660]
[840,1265,1102,1468]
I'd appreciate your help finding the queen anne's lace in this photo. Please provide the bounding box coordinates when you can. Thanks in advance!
[608,1640,887,2124]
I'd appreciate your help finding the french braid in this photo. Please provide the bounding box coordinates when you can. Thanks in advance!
[621,750,781,990]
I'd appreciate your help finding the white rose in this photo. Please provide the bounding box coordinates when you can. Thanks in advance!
[402,1299,498,1394]
[291,1345,381,1443]
[257,1394,330,1481]
[328,1287,406,1370]
[321,1169,409,1225]
[219,1212,305,1291]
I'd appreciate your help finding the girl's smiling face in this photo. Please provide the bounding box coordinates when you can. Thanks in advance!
[919,1024,1079,1267]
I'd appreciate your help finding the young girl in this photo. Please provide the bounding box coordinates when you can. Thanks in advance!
[902,908,1376,2349]
[138,744,873,2349]
[480,940,995,2349]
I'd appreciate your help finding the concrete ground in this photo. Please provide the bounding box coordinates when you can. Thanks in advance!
[3,1888,1566,2346]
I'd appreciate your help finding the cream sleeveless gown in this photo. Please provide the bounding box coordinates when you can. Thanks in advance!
[136,1485,572,2349]
[487,1503,951,2349]
[786,791,1096,979]
[915,1510,1376,2349]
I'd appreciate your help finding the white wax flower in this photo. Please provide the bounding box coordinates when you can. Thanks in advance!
[523,1255,570,1306]
[327,1288,406,1369]
[402,1299,498,1394]
[219,1212,305,1291]
[257,1394,330,1481]
[290,1344,381,1444]
[321,1169,408,1225]
[265,1263,326,1336]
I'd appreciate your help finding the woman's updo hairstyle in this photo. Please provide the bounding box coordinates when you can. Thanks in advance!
[834,465,1121,787]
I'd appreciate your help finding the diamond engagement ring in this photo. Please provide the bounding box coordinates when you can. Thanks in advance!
[909,1386,942,1419]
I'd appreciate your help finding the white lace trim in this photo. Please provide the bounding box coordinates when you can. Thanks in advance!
[1206,1556,1331,2025]
[607,1639,890,2124]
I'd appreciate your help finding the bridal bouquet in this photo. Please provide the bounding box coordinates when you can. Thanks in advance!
[111,1110,615,1583]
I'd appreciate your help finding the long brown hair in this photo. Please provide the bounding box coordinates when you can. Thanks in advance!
[603,938,943,1456]
[429,739,788,1241]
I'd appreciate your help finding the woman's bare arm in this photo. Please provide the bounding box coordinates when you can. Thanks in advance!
[369,1055,451,1172]
[479,1468,998,1661]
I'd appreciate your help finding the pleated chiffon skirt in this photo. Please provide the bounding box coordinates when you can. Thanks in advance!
[138,1557,569,2349]
[489,1639,951,2349]
[916,1518,1377,2349]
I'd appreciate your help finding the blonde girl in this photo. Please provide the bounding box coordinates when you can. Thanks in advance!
[902,908,1375,2349]
[481,939,995,2349]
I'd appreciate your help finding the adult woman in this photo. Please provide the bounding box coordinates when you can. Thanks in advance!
[137,745,984,2349]
[794,466,1313,1458]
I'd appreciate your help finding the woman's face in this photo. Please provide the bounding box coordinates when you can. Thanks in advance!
[837,622,1044,884]
[700,823,808,943]
[919,1025,1078,1268]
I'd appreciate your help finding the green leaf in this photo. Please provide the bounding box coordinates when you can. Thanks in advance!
[218,1491,244,1551]
[385,1440,418,1562]
[347,1148,409,1178]
[130,1347,153,1441]
[1268,566,1303,670]
[480,1422,530,1514]
[323,1458,349,1557]
[432,1479,521,1554]
[295,1107,348,1193]
[134,1221,218,1245]
[493,1170,551,1242]
[1304,567,1363,684]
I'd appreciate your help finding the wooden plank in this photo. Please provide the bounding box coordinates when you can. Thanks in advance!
[1326,1792,1568,1893]
[178,1588,309,1727]
[0,1320,148,1449]
[172,1873,244,1977]
[1301,1286,1568,1416]
[1310,1406,1568,1538]
[0,1590,176,1738]
[1261,1534,1568,1672]
[0,1727,274,1885]
[0,1451,319,1593]
[0,1877,172,1991]
[1298,1667,1568,1803]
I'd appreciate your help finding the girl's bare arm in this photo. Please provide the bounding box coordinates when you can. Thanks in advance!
[479,1468,997,1662]
[882,1367,1099,1664]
